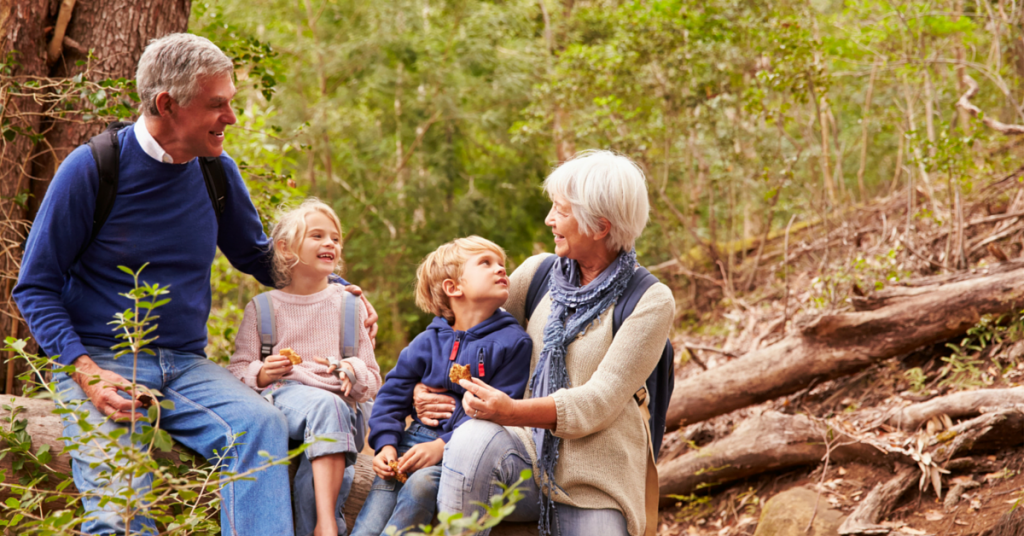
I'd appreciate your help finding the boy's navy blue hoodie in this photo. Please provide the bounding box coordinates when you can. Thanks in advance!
[368,310,533,449]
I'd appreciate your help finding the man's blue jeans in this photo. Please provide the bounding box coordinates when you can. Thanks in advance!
[349,423,442,536]
[55,346,293,536]
[437,419,627,536]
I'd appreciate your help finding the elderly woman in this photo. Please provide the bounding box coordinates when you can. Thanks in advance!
[415,150,674,536]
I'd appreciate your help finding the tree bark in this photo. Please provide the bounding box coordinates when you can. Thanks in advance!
[886,387,1024,431]
[665,263,1024,431]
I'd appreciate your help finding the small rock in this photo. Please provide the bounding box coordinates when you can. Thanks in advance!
[753,487,845,536]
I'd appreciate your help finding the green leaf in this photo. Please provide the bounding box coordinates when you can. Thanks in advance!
[118,265,136,276]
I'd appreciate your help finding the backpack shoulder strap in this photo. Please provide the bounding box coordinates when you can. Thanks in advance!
[86,127,124,244]
[253,292,277,361]
[612,266,659,334]
[525,254,557,321]
[340,291,360,357]
[198,156,228,220]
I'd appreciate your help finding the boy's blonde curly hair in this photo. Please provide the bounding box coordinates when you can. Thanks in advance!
[415,236,506,323]
[270,198,344,288]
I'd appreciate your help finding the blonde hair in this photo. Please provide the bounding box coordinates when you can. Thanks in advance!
[543,149,650,252]
[415,236,506,322]
[270,198,344,288]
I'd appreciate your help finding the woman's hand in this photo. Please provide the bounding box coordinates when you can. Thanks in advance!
[372,445,398,479]
[459,378,515,424]
[343,285,379,347]
[257,355,293,387]
[412,383,456,426]
[398,438,444,474]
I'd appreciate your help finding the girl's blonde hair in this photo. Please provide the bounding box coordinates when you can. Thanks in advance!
[415,236,506,322]
[270,198,344,288]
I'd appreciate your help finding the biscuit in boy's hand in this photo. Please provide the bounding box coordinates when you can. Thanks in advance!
[388,460,408,483]
[280,348,302,365]
[449,363,471,384]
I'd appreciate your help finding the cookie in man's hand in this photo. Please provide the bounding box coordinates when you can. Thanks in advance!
[449,363,471,384]
[280,348,302,365]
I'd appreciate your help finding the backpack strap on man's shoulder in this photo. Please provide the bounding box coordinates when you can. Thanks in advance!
[86,121,133,245]
[525,254,558,321]
[198,156,227,220]
[253,292,277,360]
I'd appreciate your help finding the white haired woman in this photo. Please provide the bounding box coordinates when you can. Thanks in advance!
[414,150,674,536]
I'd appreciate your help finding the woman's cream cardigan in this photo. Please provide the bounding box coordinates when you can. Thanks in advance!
[505,254,675,536]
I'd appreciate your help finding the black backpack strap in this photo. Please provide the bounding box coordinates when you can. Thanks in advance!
[524,254,557,322]
[80,121,132,262]
[612,267,659,334]
[198,156,227,220]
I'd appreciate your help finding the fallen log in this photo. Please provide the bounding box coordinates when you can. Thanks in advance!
[666,263,1024,431]
[886,387,1024,431]
[1,396,535,535]
[656,411,894,504]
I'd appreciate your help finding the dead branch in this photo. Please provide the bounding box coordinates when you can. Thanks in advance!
[956,73,1024,135]
[887,387,1024,431]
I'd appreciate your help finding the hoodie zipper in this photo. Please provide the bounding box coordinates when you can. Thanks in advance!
[448,332,464,390]
[477,348,486,378]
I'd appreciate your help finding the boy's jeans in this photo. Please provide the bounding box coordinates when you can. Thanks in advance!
[350,423,442,536]
[55,346,293,536]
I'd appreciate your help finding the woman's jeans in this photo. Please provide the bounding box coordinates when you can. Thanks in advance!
[267,381,361,536]
[437,419,628,536]
[54,346,293,536]
[350,423,442,536]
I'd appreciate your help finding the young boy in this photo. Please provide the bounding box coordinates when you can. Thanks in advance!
[350,236,533,536]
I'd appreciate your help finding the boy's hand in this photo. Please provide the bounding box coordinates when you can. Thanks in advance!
[398,438,445,474]
[257,355,293,387]
[412,383,456,426]
[314,357,355,396]
[372,445,398,479]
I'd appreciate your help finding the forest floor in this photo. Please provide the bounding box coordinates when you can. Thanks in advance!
[654,178,1024,536]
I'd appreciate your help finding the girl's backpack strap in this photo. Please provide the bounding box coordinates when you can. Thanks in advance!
[340,291,360,357]
[525,254,558,322]
[253,292,277,361]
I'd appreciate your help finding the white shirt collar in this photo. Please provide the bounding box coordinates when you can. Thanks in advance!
[134,116,182,164]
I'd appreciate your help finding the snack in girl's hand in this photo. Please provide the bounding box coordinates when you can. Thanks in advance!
[449,363,471,383]
[387,460,408,483]
[281,348,302,365]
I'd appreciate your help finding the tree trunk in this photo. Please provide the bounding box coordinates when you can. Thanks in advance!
[665,263,1024,430]
[0,0,190,395]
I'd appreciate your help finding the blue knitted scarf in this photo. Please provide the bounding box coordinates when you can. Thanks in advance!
[529,248,637,536]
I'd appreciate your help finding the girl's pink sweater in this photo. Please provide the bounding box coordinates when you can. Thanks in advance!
[228,284,381,403]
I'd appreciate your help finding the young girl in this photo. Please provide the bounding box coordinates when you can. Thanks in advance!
[228,198,381,536]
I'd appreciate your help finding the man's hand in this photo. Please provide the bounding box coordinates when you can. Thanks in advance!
[372,445,398,480]
[398,438,444,474]
[412,383,456,426]
[71,355,143,421]
[343,285,379,347]
[257,355,293,387]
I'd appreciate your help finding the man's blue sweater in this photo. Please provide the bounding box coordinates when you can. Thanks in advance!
[14,125,276,365]
[368,310,533,449]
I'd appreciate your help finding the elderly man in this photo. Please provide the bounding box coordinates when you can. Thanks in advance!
[14,33,374,535]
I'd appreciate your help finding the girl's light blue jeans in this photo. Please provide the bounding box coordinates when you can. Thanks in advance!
[54,346,293,536]
[437,419,628,536]
[349,423,442,536]
[267,381,362,536]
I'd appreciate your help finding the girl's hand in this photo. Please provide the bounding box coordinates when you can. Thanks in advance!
[460,378,515,424]
[372,445,398,480]
[257,355,293,387]
[314,357,356,397]
[398,438,444,474]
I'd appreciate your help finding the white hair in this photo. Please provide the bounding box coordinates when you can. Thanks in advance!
[136,33,233,116]
[543,150,650,252]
